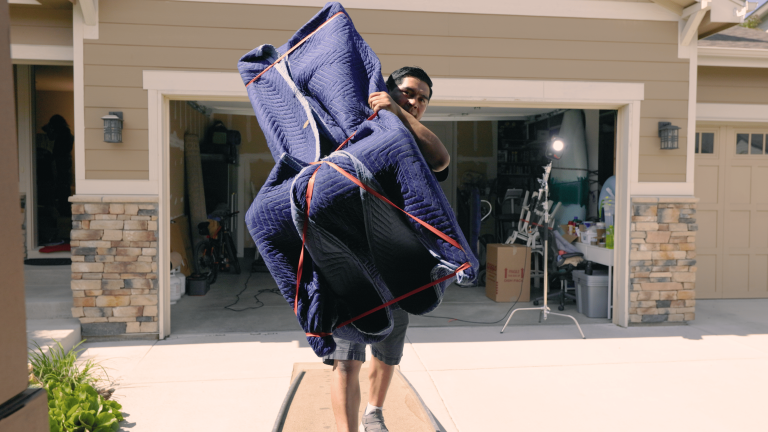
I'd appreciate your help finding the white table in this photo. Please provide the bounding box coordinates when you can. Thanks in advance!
[573,242,614,319]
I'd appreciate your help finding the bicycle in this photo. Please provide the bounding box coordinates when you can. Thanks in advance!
[195,210,241,284]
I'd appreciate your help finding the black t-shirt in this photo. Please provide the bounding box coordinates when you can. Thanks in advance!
[434,166,449,182]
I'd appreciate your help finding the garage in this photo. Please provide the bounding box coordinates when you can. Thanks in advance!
[694,126,768,298]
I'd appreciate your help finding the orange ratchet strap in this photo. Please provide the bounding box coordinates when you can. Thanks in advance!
[250,10,470,337]
[296,160,470,337]
[521,219,553,230]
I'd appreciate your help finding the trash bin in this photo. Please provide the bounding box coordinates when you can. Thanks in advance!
[573,269,609,318]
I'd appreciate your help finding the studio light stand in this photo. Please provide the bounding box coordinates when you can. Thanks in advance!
[500,137,586,339]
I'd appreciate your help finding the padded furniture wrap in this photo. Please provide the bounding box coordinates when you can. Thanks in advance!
[239,2,478,356]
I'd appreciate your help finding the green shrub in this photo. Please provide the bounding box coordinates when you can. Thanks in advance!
[46,382,124,432]
[741,16,762,28]
[29,340,105,390]
[28,340,125,432]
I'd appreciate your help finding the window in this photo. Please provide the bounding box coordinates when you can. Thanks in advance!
[736,133,766,155]
[695,132,714,154]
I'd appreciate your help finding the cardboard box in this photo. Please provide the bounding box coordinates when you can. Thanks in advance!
[559,224,578,243]
[485,244,531,302]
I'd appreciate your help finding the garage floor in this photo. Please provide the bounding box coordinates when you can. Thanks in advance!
[169,257,609,335]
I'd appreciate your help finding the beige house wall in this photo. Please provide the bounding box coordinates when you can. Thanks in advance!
[9,5,73,47]
[83,0,689,182]
[698,66,768,105]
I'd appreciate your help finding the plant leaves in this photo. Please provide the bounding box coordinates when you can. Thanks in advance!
[78,411,95,427]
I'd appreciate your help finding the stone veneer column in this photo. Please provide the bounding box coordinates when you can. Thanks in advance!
[629,197,698,324]
[69,196,159,338]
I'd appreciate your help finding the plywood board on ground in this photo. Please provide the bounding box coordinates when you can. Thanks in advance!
[281,363,437,432]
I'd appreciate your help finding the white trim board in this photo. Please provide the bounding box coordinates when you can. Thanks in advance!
[143,70,646,331]
[172,0,680,21]
[697,103,768,122]
[698,46,768,68]
[10,44,74,63]
[16,65,37,256]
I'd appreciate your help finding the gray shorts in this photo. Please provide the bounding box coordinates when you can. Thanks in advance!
[323,308,409,366]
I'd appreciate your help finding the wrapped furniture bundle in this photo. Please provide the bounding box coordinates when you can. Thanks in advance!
[238,2,478,356]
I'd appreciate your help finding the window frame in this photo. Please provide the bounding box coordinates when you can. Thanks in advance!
[695,128,719,159]
[733,130,768,157]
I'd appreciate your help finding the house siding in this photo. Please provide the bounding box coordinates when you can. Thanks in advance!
[698,66,768,105]
[9,5,72,47]
[83,0,689,182]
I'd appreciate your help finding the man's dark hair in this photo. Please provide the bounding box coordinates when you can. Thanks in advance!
[386,66,433,100]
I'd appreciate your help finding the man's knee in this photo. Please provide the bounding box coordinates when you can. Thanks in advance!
[333,359,363,377]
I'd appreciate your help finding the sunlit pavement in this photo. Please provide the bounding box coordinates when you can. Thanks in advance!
[77,299,768,432]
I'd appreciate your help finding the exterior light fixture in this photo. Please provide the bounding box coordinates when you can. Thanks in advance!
[658,122,680,150]
[102,112,123,143]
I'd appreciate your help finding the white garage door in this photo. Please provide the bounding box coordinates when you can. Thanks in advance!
[695,127,768,299]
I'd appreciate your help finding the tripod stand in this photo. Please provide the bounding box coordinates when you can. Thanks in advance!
[500,161,586,339]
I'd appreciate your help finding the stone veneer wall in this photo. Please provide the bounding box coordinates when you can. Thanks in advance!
[629,197,698,324]
[69,196,159,337]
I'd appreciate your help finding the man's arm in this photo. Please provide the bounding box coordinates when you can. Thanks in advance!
[368,92,450,172]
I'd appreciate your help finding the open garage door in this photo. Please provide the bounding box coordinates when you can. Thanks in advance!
[695,127,768,299]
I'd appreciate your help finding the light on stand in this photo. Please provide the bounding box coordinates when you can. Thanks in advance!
[501,135,586,339]
[547,137,565,160]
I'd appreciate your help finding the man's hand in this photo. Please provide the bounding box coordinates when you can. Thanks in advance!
[368,91,449,172]
[368,92,406,118]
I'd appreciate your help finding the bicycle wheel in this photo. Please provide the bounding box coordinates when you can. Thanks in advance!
[194,240,218,285]
[223,233,241,274]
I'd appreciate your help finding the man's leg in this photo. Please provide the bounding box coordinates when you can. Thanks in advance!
[367,356,395,407]
[361,309,409,431]
[331,359,363,432]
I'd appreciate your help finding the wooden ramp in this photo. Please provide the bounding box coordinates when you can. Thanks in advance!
[273,363,441,432]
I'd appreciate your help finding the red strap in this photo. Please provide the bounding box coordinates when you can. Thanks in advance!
[259,11,469,337]
[296,160,469,337]
[336,262,471,329]
[334,112,378,152]
[314,161,464,251]
[246,11,347,87]
[521,218,553,231]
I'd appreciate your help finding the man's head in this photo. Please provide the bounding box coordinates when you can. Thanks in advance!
[386,66,432,121]
[42,115,70,140]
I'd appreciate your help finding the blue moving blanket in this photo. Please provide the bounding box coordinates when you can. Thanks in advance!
[238,2,478,356]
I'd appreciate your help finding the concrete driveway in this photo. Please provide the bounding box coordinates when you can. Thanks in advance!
[77,299,768,432]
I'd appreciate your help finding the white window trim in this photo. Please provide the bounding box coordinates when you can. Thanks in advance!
[144,70,645,334]
[171,0,679,21]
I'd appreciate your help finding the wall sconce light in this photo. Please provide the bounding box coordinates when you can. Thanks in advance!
[658,121,680,150]
[102,112,123,143]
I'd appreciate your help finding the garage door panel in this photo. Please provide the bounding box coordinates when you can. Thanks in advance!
[694,165,719,204]
[726,166,751,204]
[725,211,750,249]
[756,167,768,204]
[697,210,718,249]
[754,211,768,249]
[750,255,768,295]
[695,127,768,299]
[695,254,718,298]
[723,254,749,297]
